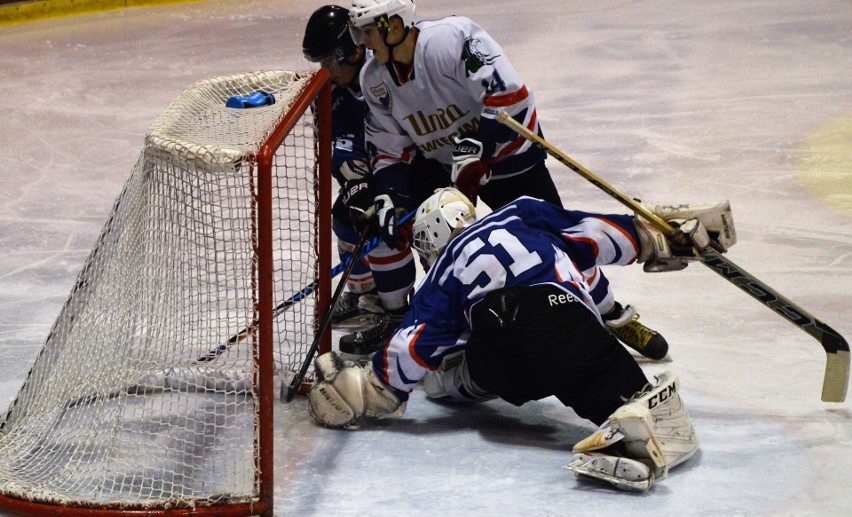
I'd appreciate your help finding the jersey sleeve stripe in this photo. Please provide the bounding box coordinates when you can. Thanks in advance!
[561,233,602,259]
[489,109,538,163]
[407,322,431,368]
[484,85,530,107]
[596,216,641,263]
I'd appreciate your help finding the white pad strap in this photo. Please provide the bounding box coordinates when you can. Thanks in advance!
[566,453,653,492]
[421,352,496,402]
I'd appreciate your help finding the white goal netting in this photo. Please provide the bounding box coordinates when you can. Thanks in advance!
[0,70,328,512]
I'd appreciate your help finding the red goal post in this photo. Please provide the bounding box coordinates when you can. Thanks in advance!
[0,69,333,516]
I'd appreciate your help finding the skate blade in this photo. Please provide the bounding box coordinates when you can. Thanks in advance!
[333,312,383,329]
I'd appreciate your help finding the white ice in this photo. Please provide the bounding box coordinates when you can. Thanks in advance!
[1,1,850,515]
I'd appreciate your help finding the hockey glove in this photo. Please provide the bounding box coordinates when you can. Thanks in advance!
[341,176,374,232]
[373,193,413,250]
[307,351,405,429]
[634,218,713,272]
[451,137,492,199]
[634,200,736,273]
[339,158,370,182]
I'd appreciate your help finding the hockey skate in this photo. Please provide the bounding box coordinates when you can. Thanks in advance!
[338,309,405,357]
[604,303,668,360]
[331,290,382,324]
[567,370,699,491]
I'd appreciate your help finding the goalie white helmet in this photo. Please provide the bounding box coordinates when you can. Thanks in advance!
[349,0,416,29]
[412,187,476,267]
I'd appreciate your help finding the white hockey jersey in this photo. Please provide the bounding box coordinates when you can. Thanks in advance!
[360,15,546,180]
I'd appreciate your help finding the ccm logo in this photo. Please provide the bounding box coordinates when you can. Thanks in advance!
[647,383,677,409]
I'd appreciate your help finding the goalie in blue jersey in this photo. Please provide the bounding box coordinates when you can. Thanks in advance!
[307,187,737,491]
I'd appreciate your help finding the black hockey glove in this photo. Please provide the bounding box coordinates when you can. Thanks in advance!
[339,159,370,181]
[341,175,374,232]
[451,137,492,200]
[373,194,412,251]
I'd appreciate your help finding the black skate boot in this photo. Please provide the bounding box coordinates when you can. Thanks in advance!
[338,307,406,357]
[331,290,381,324]
[604,303,669,360]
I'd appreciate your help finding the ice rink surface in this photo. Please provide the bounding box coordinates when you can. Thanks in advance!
[1,0,850,515]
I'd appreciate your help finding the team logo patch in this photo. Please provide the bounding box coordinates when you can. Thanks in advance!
[375,14,390,31]
[370,83,392,110]
[461,37,498,77]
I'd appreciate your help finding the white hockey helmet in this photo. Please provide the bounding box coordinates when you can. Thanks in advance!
[349,0,416,29]
[412,187,476,267]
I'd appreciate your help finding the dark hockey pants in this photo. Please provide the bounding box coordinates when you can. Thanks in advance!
[465,284,649,425]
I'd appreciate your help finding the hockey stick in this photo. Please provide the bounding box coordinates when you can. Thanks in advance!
[496,111,849,402]
[283,224,372,402]
[283,209,418,401]
[194,211,410,365]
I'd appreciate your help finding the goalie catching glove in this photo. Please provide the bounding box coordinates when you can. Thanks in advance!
[307,351,405,429]
[634,200,737,272]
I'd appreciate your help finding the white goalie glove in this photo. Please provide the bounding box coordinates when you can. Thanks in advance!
[634,200,737,272]
[566,370,699,491]
[307,351,405,429]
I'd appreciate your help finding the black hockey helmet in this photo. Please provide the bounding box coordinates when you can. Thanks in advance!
[302,5,358,64]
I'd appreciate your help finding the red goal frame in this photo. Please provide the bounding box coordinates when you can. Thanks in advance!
[0,69,333,517]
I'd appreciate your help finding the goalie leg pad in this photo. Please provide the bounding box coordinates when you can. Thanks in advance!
[610,370,699,476]
[566,453,653,492]
[572,370,699,482]
[422,351,496,402]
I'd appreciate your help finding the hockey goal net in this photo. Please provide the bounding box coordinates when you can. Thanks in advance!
[0,70,332,516]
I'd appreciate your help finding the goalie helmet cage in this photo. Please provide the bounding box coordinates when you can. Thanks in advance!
[0,69,333,516]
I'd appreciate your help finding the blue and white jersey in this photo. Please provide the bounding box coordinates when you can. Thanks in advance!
[371,197,642,399]
[330,83,369,187]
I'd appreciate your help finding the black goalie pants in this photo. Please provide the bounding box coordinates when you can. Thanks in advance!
[465,284,649,425]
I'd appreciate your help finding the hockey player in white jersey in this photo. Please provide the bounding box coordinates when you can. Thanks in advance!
[346,0,670,359]
[308,187,738,491]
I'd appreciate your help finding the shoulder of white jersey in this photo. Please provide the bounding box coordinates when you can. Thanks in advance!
[415,16,479,43]
[415,15,476,32]
[360,58,385,100]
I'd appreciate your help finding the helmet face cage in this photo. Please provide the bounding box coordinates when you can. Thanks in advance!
[412,188,476,268]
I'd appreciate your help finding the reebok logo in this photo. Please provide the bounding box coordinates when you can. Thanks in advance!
[547,292,576,307]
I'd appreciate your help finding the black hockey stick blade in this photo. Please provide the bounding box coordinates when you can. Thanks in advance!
[284,209,415,402]
[284,224,373,402]
[700,248,849,402]
[495,110,849,402]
